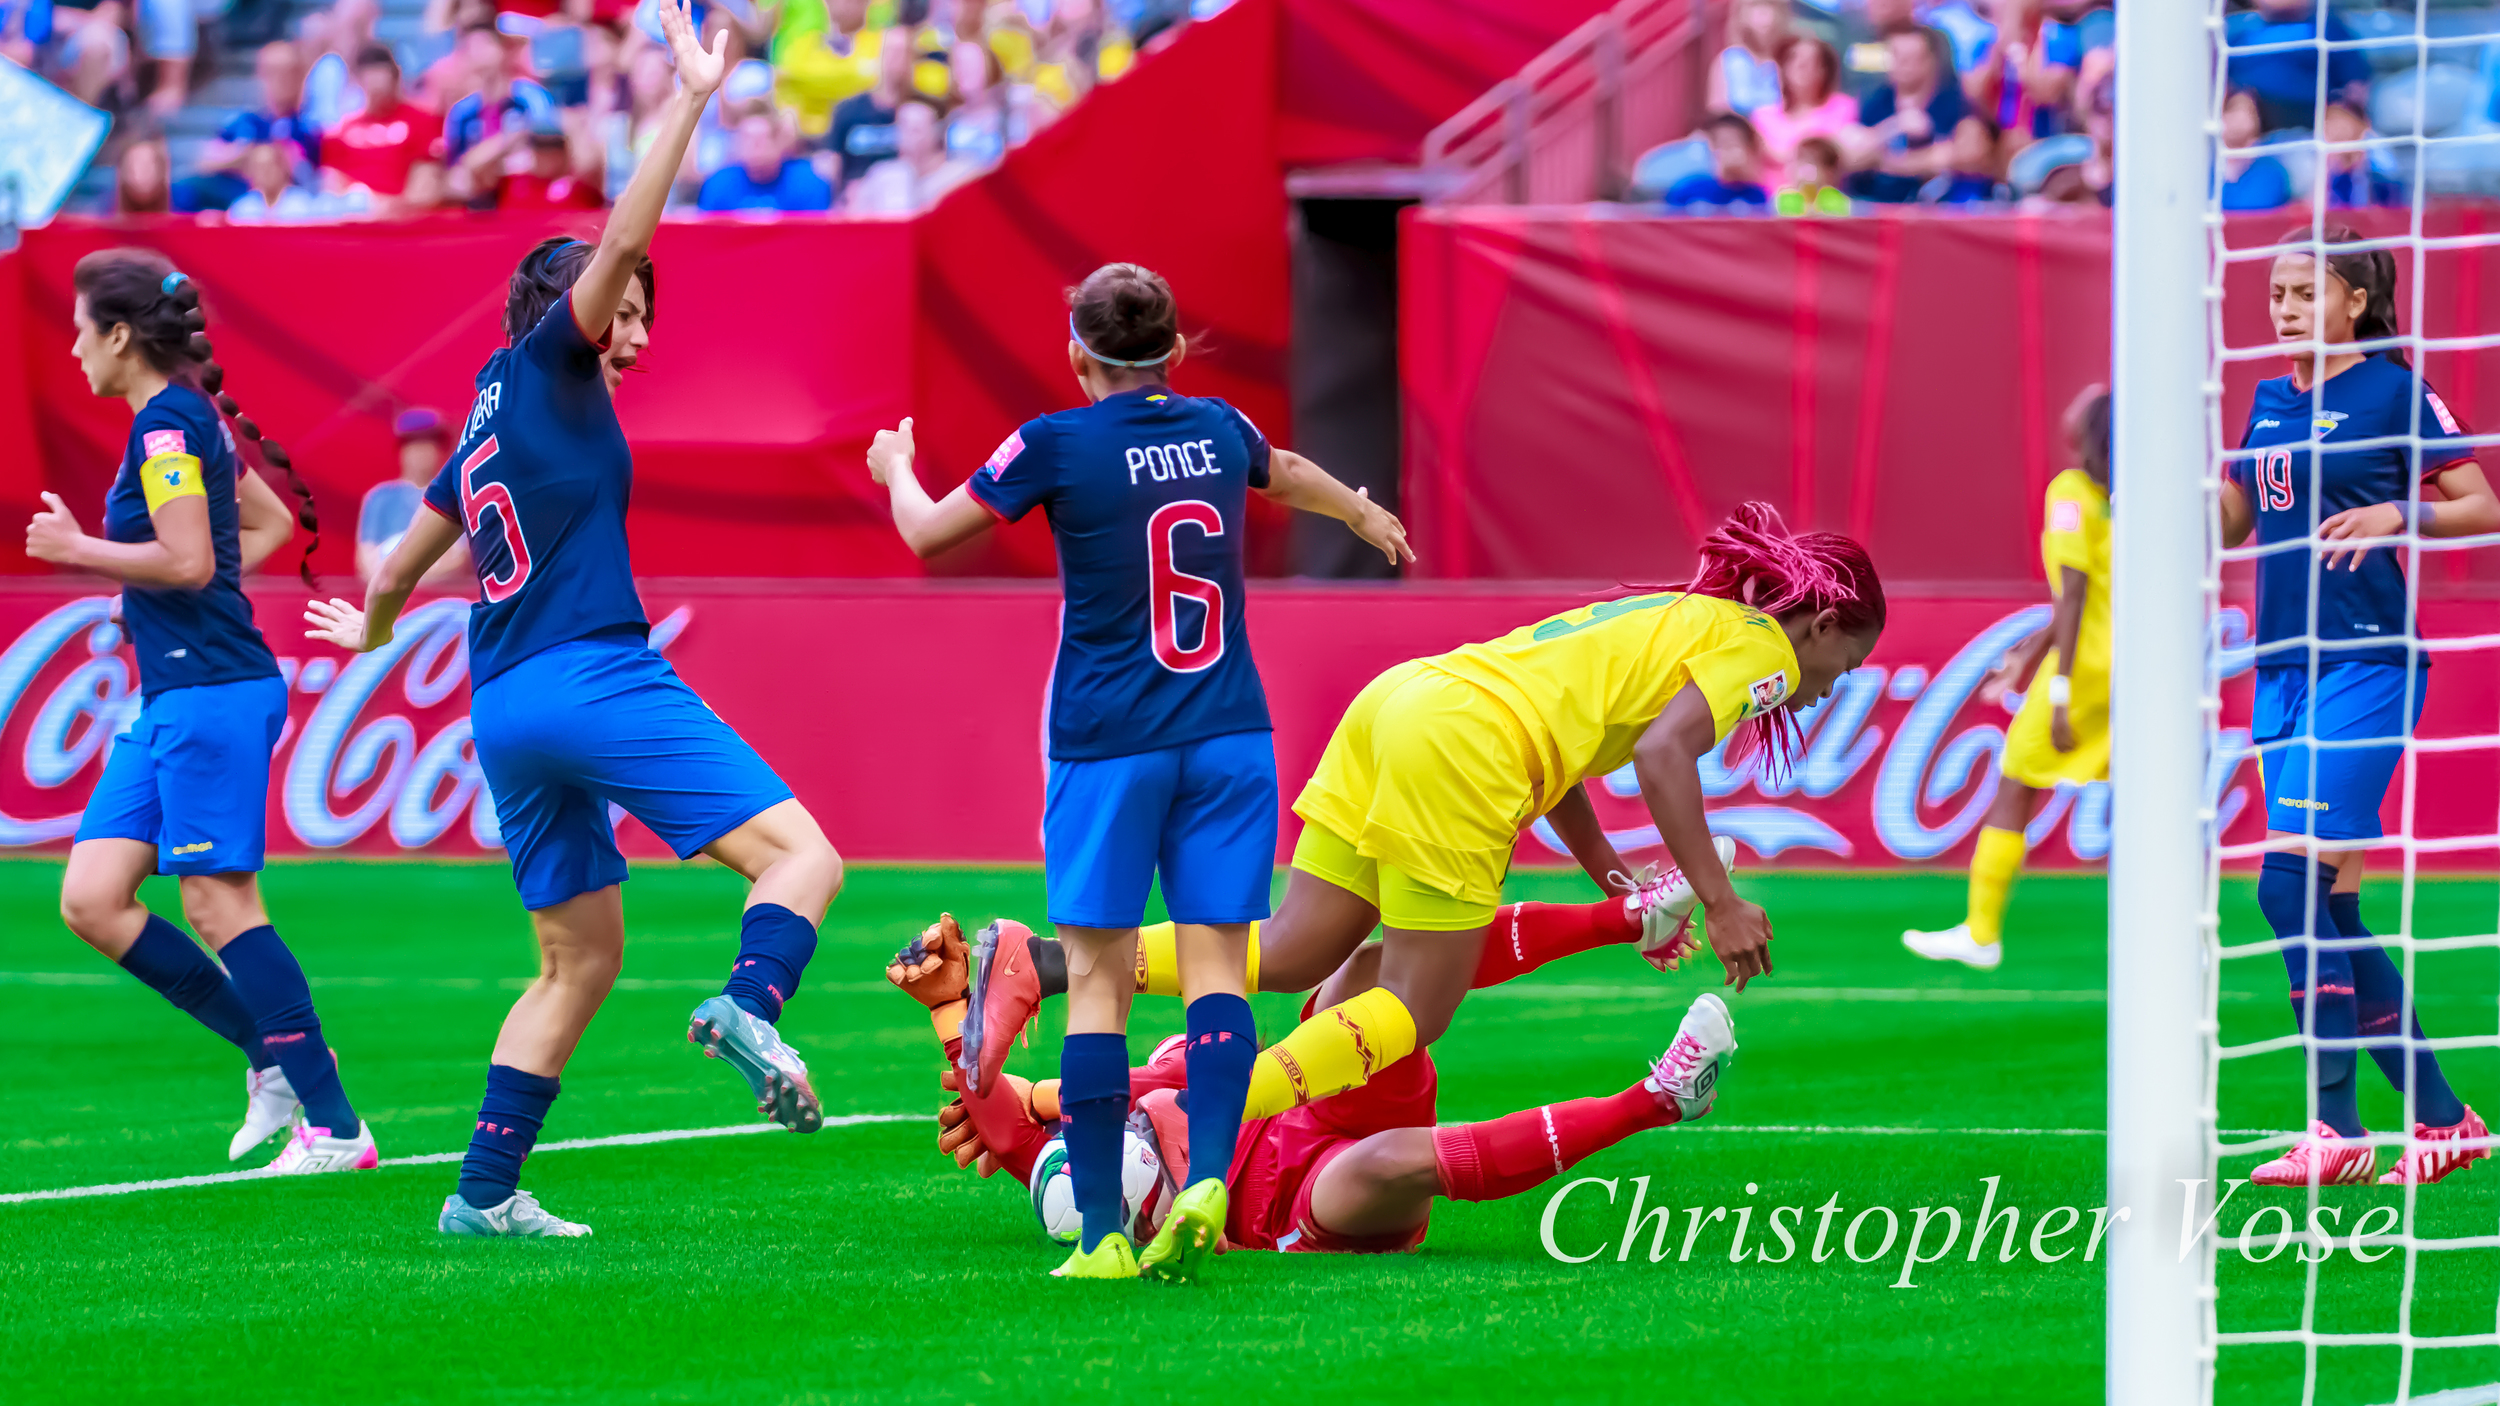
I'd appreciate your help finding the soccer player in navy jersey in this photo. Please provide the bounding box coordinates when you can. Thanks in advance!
[868,263,1412,1280]
[2221,226,2500,1188]
[29,250,375,1174]
[306,0,844,1238]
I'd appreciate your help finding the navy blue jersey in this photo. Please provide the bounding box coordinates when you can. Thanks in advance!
[2232,355,2476,667]
[425,293,648,685]
[969,387,1274,761]
[103,384,279,698]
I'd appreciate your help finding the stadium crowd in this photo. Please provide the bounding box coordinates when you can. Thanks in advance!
[20,0,1220,217]
[1669,0,2420,215]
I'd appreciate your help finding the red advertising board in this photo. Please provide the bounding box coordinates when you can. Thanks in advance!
[6,580,2494,873]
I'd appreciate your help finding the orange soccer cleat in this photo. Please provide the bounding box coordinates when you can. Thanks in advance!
[959,919,1046,1095]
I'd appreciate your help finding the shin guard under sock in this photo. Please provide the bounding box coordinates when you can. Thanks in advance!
[117,913,271,1070]
[1060,1032,1132,1251]
[219,925,359,1136]
[1431,1084,1673,1203]
[1471,897,1641,988]
[2259,852,2362,1137]
[1182,994,1257,1189]
[723,903,819,1024]
[457,1064,560,1209]
[2334,892,2468,1127]
[1243,985,1418,1120]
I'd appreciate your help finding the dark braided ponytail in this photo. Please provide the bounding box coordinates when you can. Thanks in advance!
[72,248,320,586]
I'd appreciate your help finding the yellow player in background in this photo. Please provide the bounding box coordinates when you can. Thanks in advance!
[1904,387,2112,970]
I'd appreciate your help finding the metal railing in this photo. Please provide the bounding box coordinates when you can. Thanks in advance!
[1419,0,1719,206]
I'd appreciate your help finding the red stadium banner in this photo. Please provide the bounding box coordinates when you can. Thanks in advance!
[4,581,2493,873]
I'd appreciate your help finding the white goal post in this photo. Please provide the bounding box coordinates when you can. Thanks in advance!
[2108,0,2218,1403]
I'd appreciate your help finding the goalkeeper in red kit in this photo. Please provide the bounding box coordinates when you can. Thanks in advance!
[887,906,1736,1259]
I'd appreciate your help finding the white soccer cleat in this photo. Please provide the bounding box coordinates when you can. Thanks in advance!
[229,1065,302,1161]
[1645,991,1737,1123]
[1902,923,2003,971]
[265,1121,379,1175]
[438,1189,592,1238]
[1624,835,1739,973]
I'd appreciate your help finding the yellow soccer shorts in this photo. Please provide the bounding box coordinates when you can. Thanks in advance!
[2001,671,2110,789]
[1288,660,1535,930]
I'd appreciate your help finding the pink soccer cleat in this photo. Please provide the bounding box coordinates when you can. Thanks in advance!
[2377,1106,2491,1186]
[2249,1122,2377,1186]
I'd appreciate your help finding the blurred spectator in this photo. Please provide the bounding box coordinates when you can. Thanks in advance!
[2218,87,2294,211]
[1032,0,1105,108]
[1919,113,2010,203]
[1750,36,1858,184]
[698,112,835,210]
[416,0,500,106]
[43,0,129,109]
[826,24,914,190]
[2227,0,2371,134]
[444,24,560,203]
[602,43,682,201]
[1924,0,1998,77]
[359,410,473,589]
[945,38,1028,166]
[228,141,373,220]
[136,0,214,115]
[845,92,975,213]
[1663,113,1770,209]
[0,0,44,72]
[2321,99,2402,209]
[2036,70,2112,206]
[501,117,607,208]
[1850,27,1967,203]
[1709,0,1786,118]
[173,40,321,212]
[300,0,381,129]
[772,0,877,133]
[323,46,448,211]
[1833,0,1947,99]
[1774,135,1852,216]
[697,58,781,176]
[115,135,173,213]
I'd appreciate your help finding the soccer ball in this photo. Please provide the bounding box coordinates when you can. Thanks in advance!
[1028,1124,1169,1245]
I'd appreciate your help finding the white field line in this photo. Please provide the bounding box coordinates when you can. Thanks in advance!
[2367,1388,2500,1406]
[0,1113,925,1205]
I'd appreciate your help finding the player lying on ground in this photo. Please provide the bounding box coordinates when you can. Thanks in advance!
[305,0,844,1238]
[31,248,376,1175]
[1904,386,2113,971]
[953,503,1880,1192]
[891,916,1734,1260]
[2219,225,2496,1187]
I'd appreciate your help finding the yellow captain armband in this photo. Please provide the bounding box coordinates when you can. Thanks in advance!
[140,453,207,513]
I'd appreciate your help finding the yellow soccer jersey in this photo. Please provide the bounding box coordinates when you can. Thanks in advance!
[1425,592,1801,797]
[2040,468,2111,689]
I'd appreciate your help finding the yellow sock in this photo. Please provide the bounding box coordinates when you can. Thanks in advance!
[1242,985,1417,1119]
[1134,920,1262,996]
[1966,825,2026,947]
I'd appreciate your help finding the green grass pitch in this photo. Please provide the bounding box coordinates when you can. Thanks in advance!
[2,858,2496,1404]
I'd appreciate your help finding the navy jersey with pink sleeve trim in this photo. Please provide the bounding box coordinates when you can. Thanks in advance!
[2230,355,2477,668]
[968,387,1274,761]
[424,293,649,684]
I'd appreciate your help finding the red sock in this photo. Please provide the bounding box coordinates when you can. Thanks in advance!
[1470,897,1639,988]
[1430,1083,1673,1203]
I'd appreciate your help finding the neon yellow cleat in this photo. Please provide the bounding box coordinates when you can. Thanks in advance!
[1050,1231,1141,1279]
[1138,1179,1226,1284]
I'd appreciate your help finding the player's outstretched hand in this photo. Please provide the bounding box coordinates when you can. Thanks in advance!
[1352,487,1416,567]
[937,1096,1002,1176]
[303,597,372,652]
[886,911,970,1007]
[2318,501,2404,570]
[867,417,915,487]
[657,0,727,99]
[1977,627,2047,707]
[26,492,84,565]
[1703,894,1773,992]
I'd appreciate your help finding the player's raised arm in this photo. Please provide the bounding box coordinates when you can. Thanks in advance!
[569,0,724,345]
[1256,448,1414,567]
[868,417,998,559]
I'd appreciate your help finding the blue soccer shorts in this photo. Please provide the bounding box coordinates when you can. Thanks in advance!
[2253,660,2428,842]
[1043,729,1279,929]
[469,635,794,911]
[77,674,287,875]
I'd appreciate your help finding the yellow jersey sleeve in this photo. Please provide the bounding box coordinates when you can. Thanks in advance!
[1680,619,1799,742]
[140,452,207,513]
[2040,472,2100,580]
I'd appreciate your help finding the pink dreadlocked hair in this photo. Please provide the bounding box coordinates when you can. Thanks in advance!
[1663,502,1885,774]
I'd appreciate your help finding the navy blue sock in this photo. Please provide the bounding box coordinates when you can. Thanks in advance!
[2334,892,2469,1128]
[1182,994,1257,1190]
[2259,852,2362,1138]
[456,1064,561,1209]
[218,925,359,1137]
[722,903,818,1025]
[1060,1032,1132,1253]
[117,914,271,1070]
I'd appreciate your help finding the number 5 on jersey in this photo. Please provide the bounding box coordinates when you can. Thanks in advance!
[458,435,534,601]
[1148,499,1224,673]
